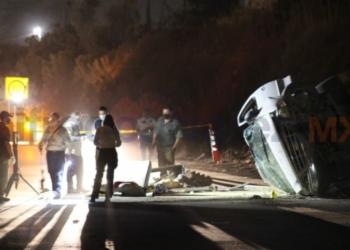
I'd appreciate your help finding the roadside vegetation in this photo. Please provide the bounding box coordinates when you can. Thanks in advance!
[1,0,350,157]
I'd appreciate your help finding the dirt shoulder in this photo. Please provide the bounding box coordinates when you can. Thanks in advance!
[177,145,261,180]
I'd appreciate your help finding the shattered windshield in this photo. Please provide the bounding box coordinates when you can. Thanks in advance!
[244,122,295,193]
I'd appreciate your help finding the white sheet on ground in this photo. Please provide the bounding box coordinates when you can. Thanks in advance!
[114,160,152,188]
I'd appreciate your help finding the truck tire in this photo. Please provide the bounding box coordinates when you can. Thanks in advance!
[274,118,326,196]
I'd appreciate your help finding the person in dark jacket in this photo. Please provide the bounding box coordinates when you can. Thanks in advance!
[90,114,121,203]
[0,111,15,202]
[93,106,108,131]
[92,106,108,160]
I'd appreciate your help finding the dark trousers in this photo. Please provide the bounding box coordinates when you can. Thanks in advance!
[91,148,117,199]
[157,149,175,167]
[46,150,65,194]
[140,141,153,161]
[157,149,175,175]
[67,155,83,190]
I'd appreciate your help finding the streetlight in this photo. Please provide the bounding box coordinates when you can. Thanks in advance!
[4,77,39,197]
[33,26,42,40]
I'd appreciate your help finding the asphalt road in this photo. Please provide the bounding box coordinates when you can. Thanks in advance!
[1,198,350,249]
[81,199,350,250]
[1,145,350,249]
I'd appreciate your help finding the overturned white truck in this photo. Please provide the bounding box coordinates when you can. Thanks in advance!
[237,72,350,198]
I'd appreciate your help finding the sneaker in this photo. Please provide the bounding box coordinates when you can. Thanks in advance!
[77,188,89,193]
[53,193,61,200]
[0,196,10,202]
[67,188,79,194]
[89,198,96,203]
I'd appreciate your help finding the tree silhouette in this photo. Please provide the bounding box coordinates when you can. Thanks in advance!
[41,50,77,112]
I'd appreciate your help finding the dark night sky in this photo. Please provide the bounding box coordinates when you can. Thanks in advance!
[0,0,182,44]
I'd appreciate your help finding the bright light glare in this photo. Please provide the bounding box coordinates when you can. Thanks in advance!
[25,122,31,131]
[33,26,42,39]
[64,160,72,168]
[82,141,97,188]
[12,93,24,103]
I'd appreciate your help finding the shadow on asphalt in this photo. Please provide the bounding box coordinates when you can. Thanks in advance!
[81,202,222,250]
[0,205,75,250]
[1,200,350,249]
[81,202,350,250]
[186,202,350,249]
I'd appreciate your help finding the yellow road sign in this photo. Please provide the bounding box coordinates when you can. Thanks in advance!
[5,77,29,101]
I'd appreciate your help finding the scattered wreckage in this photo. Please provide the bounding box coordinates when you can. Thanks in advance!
[237,72,350,198]
[100,161,251,197]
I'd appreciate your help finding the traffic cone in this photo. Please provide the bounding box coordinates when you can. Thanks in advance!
[209,124,222,164]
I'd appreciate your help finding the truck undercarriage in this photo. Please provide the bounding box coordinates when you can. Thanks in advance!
[237,72,350,198]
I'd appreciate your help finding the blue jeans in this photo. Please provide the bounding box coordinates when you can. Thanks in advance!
[46,151,65,195]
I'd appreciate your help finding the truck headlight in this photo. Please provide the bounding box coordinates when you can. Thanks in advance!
[277,100,290,117]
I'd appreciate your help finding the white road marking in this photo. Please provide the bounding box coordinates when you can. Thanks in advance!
[51,204,89,249]
[191,222,257,250]
[0,204,46,238]
[279,206,350,226]
[24,206,66,249]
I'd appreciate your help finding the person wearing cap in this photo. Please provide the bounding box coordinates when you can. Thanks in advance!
[0,111,15,202]
[63,111,88,193]
[39,112,70,199]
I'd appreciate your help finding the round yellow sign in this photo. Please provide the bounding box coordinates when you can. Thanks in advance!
[8,80,26,96]
[5,77,29,101]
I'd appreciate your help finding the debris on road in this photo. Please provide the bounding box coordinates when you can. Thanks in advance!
[109,161,269,198]
[215,182,250,192]
[107,161,270,197]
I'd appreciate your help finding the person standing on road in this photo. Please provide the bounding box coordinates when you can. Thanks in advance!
[39,112,70,199]
[63,111,88,194]
[94,106,108,131]
[92,106,108,160]
[152,106,183,169]
[135,108,156,161]
[90,114,121,203]
[0,111,15,202]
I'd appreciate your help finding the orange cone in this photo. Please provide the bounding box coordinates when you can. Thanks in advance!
[209,124,222,164]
